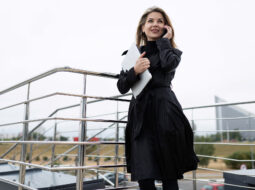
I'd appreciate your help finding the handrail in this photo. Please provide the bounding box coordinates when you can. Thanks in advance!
[1,66,255,189]
[0,67,119,95]
[183,100,255,110]
[0,141,125,145]
[0,93,130,158]
[0,158,126,171]
[0,92,130,111]
[197,154,255,162]
[194,129,255,132]
[0,117,127,127]
[46,115,127,165]
[194,142,255,146]
[35,115,127,165]
[1,66,254,111]
[0,67,129,189]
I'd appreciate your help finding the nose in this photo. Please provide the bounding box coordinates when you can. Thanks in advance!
[152,21,159,26]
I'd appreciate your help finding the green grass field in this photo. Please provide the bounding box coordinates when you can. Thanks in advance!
[1,142,254,158]
[1,141,254,169]
[214,142,255,157]
[0,143,125,163]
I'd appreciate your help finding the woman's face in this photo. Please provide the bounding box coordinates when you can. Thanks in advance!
[142,12,165,41]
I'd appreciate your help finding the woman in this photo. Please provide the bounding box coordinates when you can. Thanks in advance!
[117,6,199,190]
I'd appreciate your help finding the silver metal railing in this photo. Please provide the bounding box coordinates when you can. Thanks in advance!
[0,97,128,159]
[182,100,255,190]
[0,67,132,190]
[1,67,255,189]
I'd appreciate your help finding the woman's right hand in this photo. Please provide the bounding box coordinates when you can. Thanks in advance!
[134,52,150,75]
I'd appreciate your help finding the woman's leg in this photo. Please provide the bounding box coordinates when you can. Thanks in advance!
[162,179,179,190]
[138,178,156,190]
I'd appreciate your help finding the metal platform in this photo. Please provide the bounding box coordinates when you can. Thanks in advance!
[0,163,105,190]
[223,169,255,190]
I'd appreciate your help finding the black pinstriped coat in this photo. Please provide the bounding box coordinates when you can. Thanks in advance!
[117,38,199,181]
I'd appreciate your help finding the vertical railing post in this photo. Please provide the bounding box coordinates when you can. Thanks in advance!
[96,142,101,179]
[249,113,254,169]
[250,146,254,169]
[219,106,223,142]
[76,74,87,190]
[226,121,230,142]
[28,134,33,164]
[19,83,30,190]
[123,118,126,175]
[114,101,119,187]
[51,121,57,167]
[191,109,197,190]
[96,145,100,179]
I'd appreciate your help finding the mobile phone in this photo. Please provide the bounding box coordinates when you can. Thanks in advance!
[161,28,167,37]
[163,28,167,35]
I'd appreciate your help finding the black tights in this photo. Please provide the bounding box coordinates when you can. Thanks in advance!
[138,178,179,190]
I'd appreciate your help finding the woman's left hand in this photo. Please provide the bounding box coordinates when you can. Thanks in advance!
[162,25,173,40]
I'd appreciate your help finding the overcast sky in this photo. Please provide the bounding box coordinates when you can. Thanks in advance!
[0,0,255,137]
[1,0,255,105]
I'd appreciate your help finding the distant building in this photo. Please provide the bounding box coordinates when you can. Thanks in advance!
[215,96,255,140]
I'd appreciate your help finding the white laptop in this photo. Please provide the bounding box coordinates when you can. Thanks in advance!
[121,42,152,98]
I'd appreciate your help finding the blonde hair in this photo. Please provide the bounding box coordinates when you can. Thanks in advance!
[136,6,178,48]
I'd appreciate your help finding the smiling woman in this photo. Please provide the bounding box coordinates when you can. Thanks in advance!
[142,12,166,41]
[136,6,177,48]
[117,6,199,190]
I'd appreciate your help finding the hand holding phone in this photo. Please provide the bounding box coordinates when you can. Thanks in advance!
[162,25,173,40]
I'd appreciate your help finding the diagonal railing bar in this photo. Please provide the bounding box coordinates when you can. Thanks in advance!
[0,67,119,95]
[46,115,127,165]
[0,67,132,189]
[0,93,130,158]
[0,92,130,111]
[0,158,126,171]
[3,67,255,189]
[0,177,37,190]
[0,117,127,127]
[0,93,131,158]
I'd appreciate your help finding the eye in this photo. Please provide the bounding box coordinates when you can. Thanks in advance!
[148,20,153,23]
[158,20,163,23]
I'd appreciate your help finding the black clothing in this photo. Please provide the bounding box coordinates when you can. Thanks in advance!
[138,179,156,190]
[138,178,179,190]
[117,38,199,181]
[162,179,179,190]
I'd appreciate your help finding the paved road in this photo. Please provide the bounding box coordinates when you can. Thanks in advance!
[178,180,208,190]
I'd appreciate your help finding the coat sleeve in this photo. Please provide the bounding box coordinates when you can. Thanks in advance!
[156,38,183,72]
[117,67,140,94]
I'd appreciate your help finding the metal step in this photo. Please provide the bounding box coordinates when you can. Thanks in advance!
[0,162,105,190]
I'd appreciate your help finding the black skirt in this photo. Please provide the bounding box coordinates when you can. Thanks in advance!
[128,87,186,181]
[130,98,163,181]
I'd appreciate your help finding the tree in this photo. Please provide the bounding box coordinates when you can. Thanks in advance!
[204,129,242,142]
[30,132,46,140]
[194,136,215,167]
[224,151,255,169]
[59,136,68,141]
